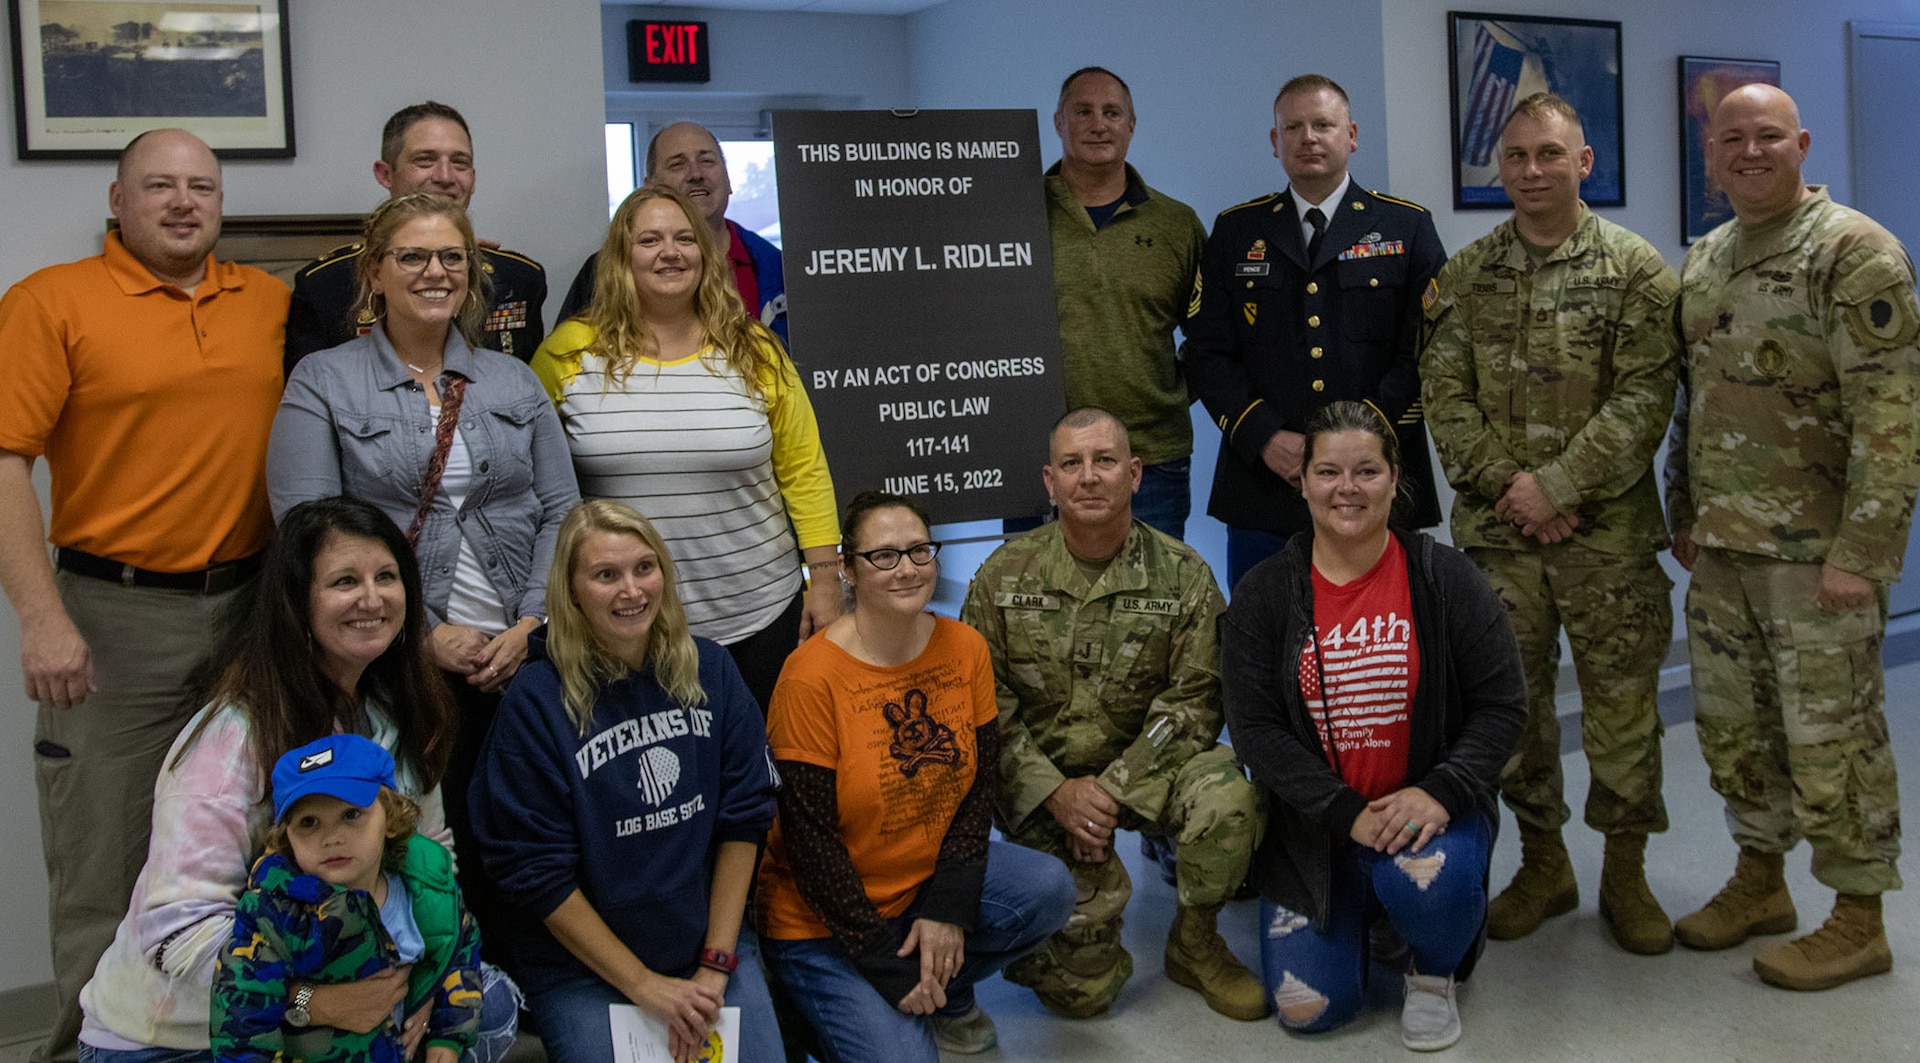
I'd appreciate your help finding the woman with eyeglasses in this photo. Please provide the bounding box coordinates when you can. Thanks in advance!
[267,192,579,952]
[530,185,841,716]
[754,491,1075,1063]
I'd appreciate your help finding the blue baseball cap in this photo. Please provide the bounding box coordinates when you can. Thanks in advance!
[271,735,397,822]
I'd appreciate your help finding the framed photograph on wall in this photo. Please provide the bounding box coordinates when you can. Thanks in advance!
[1678,56,1780,243]
[1447,11,1624,209]
[9,0,294,159]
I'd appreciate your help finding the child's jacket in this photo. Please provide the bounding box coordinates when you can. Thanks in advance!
[211,834,482,1062]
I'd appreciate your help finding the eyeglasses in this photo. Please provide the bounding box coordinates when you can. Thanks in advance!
[384,246,471,272]
[847,542,941,570]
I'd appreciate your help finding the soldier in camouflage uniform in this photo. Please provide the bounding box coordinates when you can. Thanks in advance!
[960,408,1265,1021]
[1421,95,1680,955]
[1665,83,1916,992]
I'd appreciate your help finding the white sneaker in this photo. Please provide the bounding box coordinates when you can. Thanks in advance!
[1401,972,1461,1051]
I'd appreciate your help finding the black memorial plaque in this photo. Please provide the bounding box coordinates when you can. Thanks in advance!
[774,109,1062,525]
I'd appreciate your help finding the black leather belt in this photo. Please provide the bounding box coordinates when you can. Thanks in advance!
[56,547,263,594]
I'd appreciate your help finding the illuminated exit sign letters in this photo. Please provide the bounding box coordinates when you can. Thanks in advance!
[627,20,710,83]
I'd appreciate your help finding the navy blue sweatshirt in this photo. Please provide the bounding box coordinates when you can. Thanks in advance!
[469,630,777,987]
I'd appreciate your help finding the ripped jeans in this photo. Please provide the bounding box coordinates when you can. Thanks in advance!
[1258,810,1491,1033]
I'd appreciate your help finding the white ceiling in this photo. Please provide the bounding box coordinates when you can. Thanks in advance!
[604,0,944,14]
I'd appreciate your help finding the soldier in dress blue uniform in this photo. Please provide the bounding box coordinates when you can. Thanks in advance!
[1186,75,1445,589]
[284,101,548,371]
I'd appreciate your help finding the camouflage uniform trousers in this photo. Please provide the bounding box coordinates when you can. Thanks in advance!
[1686,548,1903,894]
[1467,542,1672,835]
[1003,744,1259,1014]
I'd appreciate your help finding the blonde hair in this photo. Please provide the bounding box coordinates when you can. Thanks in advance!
[546,501,707,734]
[265,786,422,874]
[353,192,488,346]
[574,184,787,392]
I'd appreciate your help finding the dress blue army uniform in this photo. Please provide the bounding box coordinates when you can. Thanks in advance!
[1185,183,1445,540]
[283,242,548,372]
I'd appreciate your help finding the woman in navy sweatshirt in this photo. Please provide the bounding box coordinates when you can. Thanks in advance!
[469,500,779,1063]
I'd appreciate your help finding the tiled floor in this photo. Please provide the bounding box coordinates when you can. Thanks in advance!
[13,660,1920,1063]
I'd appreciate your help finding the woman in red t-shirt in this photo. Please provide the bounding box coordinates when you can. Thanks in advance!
[1222,401,1526,1052]
[756,491,1074,1062]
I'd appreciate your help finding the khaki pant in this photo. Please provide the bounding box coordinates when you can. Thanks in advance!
[1004,744,1259,1014]
[1467,544,1672,835]
[33,571,239,1063]
[1686,549,1902,895]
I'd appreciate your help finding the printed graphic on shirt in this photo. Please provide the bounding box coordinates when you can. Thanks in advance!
[573,706,718,838]
[1297,610,1413,756]
[884,688,959,777]
[636,746,682,807]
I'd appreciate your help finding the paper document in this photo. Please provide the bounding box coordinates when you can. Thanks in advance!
[608,1004,741,1063]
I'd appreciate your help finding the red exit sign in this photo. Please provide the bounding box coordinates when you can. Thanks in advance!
[627,20,711,83]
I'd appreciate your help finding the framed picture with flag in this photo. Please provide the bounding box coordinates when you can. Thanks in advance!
[1446,11,1623,209]
[1678,56,1779,243]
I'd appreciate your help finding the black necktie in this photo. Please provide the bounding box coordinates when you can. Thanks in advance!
[1305,206,1327,262]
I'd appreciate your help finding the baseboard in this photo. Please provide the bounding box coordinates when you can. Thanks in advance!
[0,982,52,1047]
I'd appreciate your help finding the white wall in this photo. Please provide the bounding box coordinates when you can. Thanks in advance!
[0,0,606,994]
[602,4,912,119]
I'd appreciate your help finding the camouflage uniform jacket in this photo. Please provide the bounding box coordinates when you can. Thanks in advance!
[960,520,1226,829]
[211,835,482,1063]
[1422,205,1679,554]
[1664,187,1920,582]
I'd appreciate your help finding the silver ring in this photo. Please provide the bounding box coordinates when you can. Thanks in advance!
[1086,819,1096,830]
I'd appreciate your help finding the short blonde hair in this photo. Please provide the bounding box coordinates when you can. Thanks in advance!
[265,786,422,874]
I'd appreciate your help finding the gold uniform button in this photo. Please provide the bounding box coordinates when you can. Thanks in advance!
[1307,315,1321,328]
[1312,379,1326,392]
[1306,281,1319,295]
[1246,280,1255,289]
[1311,346,1324,359]
[1369,278,1380,287]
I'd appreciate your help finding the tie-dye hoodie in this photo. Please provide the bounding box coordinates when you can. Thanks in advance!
[79,703,448,1051]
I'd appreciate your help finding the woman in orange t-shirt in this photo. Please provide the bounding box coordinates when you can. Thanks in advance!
[756,491,1074,1062]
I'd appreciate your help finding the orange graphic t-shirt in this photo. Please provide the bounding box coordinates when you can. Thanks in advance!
[757,616,997,940]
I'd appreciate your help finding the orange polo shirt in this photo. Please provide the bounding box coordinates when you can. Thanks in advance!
[0,232,288,571]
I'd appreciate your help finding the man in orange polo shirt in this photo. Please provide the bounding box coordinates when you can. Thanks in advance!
[0,128,287,1063]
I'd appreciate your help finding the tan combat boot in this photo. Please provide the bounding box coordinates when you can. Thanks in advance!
[1164,903,1271,1021]
[1597,832,1674,954]
[1753,892,1893,991]
[1486,823,1578,940]
[1673,847,1796,951]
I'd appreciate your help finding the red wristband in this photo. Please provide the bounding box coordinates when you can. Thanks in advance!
[699,947,738,975]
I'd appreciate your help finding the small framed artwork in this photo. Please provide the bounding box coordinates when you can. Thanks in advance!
[9,0,294,159]
[1678,56,1780,243]
[1447,11,1624,209]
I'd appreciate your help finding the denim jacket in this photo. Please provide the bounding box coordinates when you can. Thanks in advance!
[267,325,579,626]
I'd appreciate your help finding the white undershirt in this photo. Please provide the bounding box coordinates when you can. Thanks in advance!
[433,404,508,633]
[1291,172,1352,249]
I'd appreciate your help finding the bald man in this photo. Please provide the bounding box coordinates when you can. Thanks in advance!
[558,121,787,343]
[1666,83,1919,991]
[0,129,287,1062]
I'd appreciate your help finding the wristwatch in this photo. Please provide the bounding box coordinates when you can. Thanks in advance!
[286,984,315,1028]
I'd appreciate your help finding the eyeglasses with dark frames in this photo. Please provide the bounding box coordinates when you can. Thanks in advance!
[847,542,942,570]
[384,246,472,272]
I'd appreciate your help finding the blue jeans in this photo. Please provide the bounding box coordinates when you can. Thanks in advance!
[761,841,1075,1063]
[1003,458,1192,541]
[526,929,781,1063]
[1259,811,1491,1034]
[80,963,520,1063]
